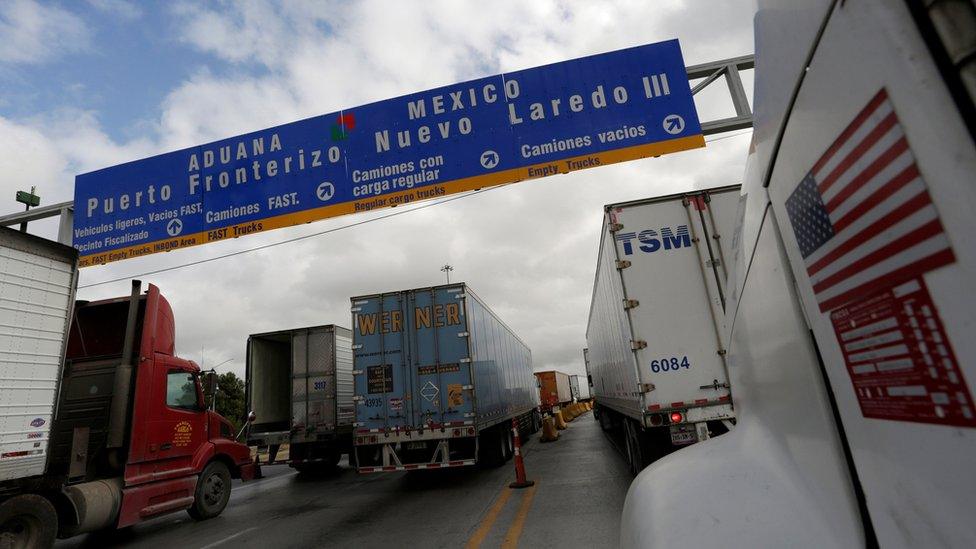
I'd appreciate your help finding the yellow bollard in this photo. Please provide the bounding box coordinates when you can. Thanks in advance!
[540,416,559,442]
[554,410,568,429]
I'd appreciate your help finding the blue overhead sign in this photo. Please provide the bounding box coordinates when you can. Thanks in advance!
[73,39,703,266]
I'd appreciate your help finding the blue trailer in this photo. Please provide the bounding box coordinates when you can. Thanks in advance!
[351,283,539,472]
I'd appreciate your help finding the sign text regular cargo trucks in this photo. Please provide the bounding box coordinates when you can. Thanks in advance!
[351,283,539,472]
[246,325,354,473]
[586,186,739,475]
[0,228,254,547]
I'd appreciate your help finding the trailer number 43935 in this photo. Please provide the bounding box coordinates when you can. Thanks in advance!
[650,356,690,373]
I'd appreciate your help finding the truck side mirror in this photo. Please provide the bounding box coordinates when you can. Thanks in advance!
[236,411,257,442]
[202,371,217,398]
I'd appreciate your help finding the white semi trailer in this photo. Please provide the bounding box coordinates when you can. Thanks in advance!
[622,0,976,547]
[586,186,739,474]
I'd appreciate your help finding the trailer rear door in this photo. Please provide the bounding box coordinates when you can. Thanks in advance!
[353,286,474,431]
[292,327,338,435]
[610,187,738,411]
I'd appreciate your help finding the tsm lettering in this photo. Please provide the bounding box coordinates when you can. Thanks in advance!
[357,303,461,335]
[615,226,691,255]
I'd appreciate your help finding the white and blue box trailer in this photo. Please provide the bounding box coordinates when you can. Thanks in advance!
[351,283,539,472]
[587,185,740,472]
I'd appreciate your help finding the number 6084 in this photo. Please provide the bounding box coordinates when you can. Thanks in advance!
[650,356,690,372]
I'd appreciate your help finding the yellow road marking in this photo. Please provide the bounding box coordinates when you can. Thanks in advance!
[501,484,538,549]
[465,486,513,549]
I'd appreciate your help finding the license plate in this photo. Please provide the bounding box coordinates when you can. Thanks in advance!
[406,442,426,450]
[669,425,697,446]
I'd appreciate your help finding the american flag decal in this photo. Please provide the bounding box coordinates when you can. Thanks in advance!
[786,89,955,313]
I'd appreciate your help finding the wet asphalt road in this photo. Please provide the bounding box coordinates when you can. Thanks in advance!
[57,411,631,548]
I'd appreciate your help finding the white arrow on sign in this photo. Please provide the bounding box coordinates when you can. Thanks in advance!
[316,181,335,202]
[663,114,685,135]
[480,150,499,169]
[166,218,183,236]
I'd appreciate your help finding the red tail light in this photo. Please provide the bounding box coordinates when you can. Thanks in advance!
[670,412,683,424]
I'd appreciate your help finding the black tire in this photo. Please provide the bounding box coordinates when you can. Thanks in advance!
[188,461,232,520]
[624,421,647,476]
[294,452,341,475]
[623,422,636,473]
[629,422,649,474]
[478,426,506,468]
[0,494,57,549]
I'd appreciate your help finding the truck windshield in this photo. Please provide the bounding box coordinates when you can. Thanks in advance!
[166,371,200,410]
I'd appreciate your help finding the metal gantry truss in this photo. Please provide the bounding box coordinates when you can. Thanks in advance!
[687,54,754,135]
[0,55,755,245]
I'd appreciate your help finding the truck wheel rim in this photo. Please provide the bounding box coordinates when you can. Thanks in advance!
[1,516,37,548]
[204,474,225,505]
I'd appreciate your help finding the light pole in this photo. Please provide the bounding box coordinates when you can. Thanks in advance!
[440,264,454,284]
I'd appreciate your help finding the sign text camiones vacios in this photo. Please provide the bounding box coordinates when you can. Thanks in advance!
[73,39,704,266]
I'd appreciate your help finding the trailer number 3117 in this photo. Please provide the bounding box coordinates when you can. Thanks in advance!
[650,356,690,373]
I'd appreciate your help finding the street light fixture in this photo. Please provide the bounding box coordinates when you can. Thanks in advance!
[440,264,454,284]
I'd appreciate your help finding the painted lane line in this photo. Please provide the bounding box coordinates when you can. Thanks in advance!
[199,526,259,549]
[464,486,513,549]
[501,483,538,549]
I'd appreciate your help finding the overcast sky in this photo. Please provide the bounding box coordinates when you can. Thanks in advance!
[0,0,755,381]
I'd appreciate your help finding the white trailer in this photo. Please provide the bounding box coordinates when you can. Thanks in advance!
[0,229,78,482]
[246,325,355,473]
[586,185,738,473]
[622,1,976,547]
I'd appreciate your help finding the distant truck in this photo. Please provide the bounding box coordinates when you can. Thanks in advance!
[0,228,253,547]
[245,325,354,473]
[570,374,590,401]
[351,283,539,472]
[535,370,571,412]
[586,186,739,474]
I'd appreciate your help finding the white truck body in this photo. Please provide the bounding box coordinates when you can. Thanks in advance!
[622,0,976,547]
[586,186,739,430]
[0,229,78,481]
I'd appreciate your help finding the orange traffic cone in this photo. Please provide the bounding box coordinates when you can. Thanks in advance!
[509,419,535,489]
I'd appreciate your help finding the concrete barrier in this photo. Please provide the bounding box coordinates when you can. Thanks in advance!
[540,416,559,442]
[564,407,577,421]
[554,410,568,430]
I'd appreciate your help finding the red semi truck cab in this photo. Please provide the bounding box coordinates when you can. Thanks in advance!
[0,274,254,546]
[56,282,255,532]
